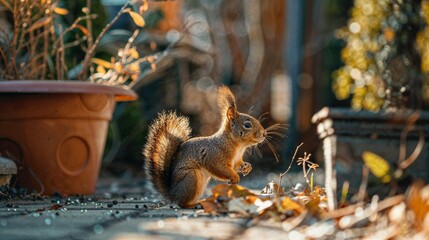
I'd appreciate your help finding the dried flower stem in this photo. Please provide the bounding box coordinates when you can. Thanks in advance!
[79,0,132,80]
[278,142,303,193]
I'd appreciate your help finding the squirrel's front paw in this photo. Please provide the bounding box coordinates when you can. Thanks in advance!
[239,162,252,176]
[229,175,240,185]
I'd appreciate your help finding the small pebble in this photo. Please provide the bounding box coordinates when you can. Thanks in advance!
[107,203,113,208]
[112,200,118,205]
[44,218,52,225]
[93,224,104,235]
[135,205,139,209]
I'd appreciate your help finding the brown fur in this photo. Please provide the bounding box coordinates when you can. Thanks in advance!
[143,86,266,208]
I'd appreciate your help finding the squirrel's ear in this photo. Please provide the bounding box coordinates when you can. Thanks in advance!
[227,107,238,122]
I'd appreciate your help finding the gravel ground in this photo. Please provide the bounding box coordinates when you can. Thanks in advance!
[0,171,322,240]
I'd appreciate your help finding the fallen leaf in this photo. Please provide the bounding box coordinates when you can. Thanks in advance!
[200,197,225,214]
[228,198,259,215]
[36,208,46,212]
[305,197,321,214]
[211,184,254,199]
[406,180,429,231]
[49,204,63,210]
[281,197,305,214]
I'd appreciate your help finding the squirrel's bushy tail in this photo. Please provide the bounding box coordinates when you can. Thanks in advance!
[143,111,191,197]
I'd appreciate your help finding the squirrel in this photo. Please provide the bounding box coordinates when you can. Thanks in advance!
[143,86,267,208]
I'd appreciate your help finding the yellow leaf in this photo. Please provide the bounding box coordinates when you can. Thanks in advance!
[53,7,69,15]
[211,184,254,199]
[114,62,123,73]
[91,58,112,69]
[96,65,106,75]
[128,62,140,72]
[140,0,149,13]
[281,197,304,213]
[75,24,89,36]
[127,10,145,27]
[129,48,139,59]
[362,151,391,183]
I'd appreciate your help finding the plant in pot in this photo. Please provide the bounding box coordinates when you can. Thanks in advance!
[0,0,153,195]
[312,0,429,210]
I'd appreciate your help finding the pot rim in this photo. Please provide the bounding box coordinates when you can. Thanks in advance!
[0,80,138,102]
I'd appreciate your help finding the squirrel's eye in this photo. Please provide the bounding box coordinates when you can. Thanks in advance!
[243,122,252,129]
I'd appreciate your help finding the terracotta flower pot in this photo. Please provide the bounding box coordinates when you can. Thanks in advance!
[0,81,137,195]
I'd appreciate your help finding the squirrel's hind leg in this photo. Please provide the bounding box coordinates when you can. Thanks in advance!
[169,169,206,208]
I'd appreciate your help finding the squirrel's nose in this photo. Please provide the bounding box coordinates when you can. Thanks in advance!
[263,130,267,138]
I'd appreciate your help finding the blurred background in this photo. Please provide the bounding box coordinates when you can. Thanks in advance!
[95,0,354,178]
[4,0,426,180]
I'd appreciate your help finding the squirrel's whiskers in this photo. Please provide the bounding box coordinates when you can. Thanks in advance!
[247,122,287,163]
[262,123,288,162]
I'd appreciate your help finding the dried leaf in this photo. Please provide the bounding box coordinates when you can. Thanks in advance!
[129,48,139,59]
[362,151,391,183]
[140,0,149,13]
[305,197,321,214]
[27,17,51,32]
[244,195,261,205]
[91,58,112,69]
[228,198,259,215]
[49,204,63,210]
[126,10,145,27]
[200,197,225,214]
[212,184,254,199]
[75,24,90,36]
[406,180,429,231]
[114,62,123,73]
[281,197,304,213]
[96,65,106,75]
[127,62,140,73]
[36,208,46,212]
[53,7,69,15]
